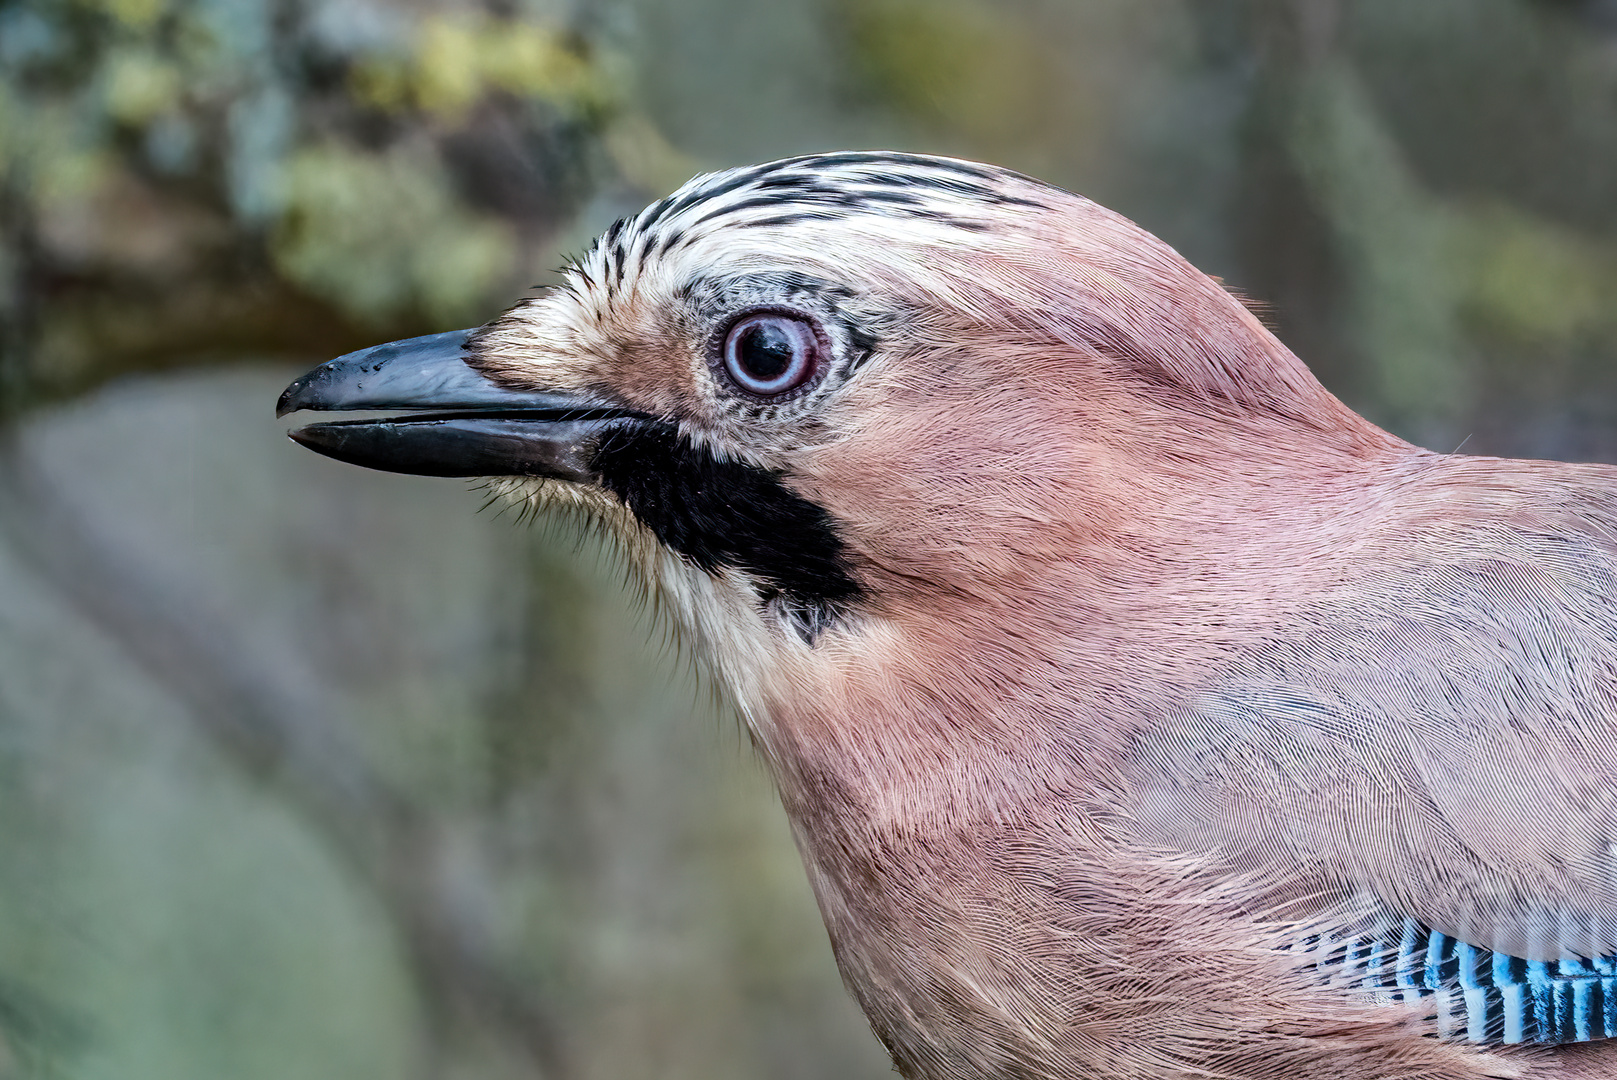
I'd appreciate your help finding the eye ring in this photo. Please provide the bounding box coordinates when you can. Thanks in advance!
[719,311,824,398]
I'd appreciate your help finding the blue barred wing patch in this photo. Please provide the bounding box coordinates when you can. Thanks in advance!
[1304,919,1617,1045]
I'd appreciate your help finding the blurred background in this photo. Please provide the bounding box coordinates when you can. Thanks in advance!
[0,0,1615,1076]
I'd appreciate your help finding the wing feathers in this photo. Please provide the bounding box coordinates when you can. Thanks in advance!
[1308,916,1617,1045]
[1124,478,1617,966]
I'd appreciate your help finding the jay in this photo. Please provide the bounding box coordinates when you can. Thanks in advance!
[278,152,1617,1080]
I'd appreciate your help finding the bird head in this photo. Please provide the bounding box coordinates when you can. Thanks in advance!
[278,152,1402,809]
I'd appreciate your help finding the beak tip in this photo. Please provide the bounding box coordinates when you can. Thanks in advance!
[274,329,483,417]
[287,423,345,457]
[276,374,317,418]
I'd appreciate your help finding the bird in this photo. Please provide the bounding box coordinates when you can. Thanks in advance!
[277,151,1617,1080]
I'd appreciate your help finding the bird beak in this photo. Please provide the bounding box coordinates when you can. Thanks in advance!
[276,329,644,481]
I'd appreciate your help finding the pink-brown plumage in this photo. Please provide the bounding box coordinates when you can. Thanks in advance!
[281,152,1617,1079]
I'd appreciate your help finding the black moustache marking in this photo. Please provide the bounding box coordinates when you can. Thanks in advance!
[589,423,863,644]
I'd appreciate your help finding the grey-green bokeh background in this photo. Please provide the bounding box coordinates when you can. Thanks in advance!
[2,1,1616,1076]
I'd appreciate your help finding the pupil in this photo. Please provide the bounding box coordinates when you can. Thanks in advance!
[740,323,794,381]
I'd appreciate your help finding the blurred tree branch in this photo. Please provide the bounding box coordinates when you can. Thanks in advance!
[0,0,622,414]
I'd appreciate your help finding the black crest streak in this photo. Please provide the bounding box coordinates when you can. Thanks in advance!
[601,215,628,254]
[689,192,809,227]
[657,161,779,225]
[612,237,628,282]
[589,423,864,644]
[773,150,1002,181]
[645,152,1048,237]
[743,212,841,229]
[635,194,676,232]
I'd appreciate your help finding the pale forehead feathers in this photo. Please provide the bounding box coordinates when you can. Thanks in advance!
[570,152,1064,310]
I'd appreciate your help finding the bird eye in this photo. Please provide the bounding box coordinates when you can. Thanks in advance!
[721,313,822,397]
